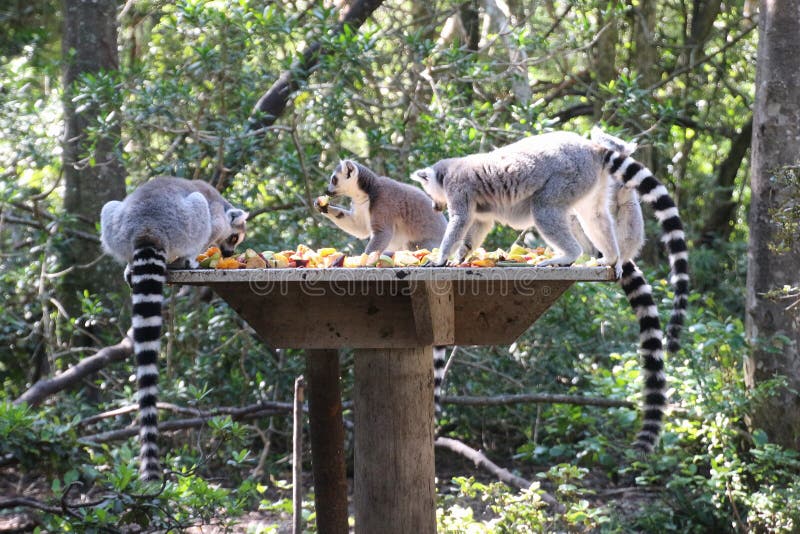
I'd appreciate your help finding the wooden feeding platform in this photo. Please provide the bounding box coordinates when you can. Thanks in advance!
[168,265,616,533]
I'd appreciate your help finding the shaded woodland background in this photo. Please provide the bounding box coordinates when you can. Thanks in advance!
[1,0,800,531]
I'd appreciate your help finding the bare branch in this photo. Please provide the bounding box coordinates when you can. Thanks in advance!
[434,436,562,510]
[212,0,386,188]
[0,496,63,514]
[14,335,133,407]
[78,401,303,443]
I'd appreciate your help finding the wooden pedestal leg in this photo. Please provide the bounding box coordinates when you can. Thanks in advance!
[306,350,349,534]
[353,347,436,534]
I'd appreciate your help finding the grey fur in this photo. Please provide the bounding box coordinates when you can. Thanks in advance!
[100,176,247,480]
[413,128,689,453]
[101,176,247,265]
[411,131,624,274]
[316,160,447,253]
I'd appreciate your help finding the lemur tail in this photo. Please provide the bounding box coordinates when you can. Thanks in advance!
[603,151,689,354]
[621,261,667,453]
[130,241,167,481]
[433,346,448,415]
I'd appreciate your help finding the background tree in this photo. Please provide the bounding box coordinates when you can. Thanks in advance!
[745,0,800,450]
[59,0,126,318]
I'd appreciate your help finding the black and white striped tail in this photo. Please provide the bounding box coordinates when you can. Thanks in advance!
[433,346,448,416]
[130,242,167,481]
[620,261,667,453]
[604,151,689,354]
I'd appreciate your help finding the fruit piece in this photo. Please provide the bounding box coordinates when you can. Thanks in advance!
[323,252,345,268]
[296,244,312,257]
[393,250,419,267]
[365,251,382,267]
[318,247,338,257]
[343,256,362,268]
[470,258,497,268]
[205,246,222,257]
[316,195,330,208]
[271,253,290,268]
[376,254,394,268]
[412,249,431,260]
[245,255,267,269]
[217,257,242,269]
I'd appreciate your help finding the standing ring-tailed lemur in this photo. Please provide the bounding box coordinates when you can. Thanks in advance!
[101,177,248,480]
[314,160,452,412]
[411,128,688,452]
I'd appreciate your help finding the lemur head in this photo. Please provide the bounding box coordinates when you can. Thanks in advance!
[216,208,248,257]
[327,160,363,197]
[410,166,447,212]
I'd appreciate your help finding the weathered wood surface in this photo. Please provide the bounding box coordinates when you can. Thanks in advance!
[168,267,613,348]
[168,265,615,283]
[305,350,349,534]
[354,347,436,534]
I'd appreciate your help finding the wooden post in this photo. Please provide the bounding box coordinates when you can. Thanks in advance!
[306,350,349,534]
[292,375,305,534]
[353,347,436,534]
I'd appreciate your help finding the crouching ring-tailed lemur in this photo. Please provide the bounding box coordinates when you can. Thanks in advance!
[101,176,247,480]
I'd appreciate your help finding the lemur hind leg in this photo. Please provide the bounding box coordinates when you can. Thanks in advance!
[572,195,622,277]
[529,200,583,268]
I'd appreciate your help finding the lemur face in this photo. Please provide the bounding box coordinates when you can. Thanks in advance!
[410,166,447,211]
[327,160,360,197]
[216,208,248,257]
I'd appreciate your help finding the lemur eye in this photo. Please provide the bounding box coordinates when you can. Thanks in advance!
[227,234,238,245]
[331,176,338,185]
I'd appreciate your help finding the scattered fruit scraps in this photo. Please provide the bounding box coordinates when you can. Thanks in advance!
[194,244,600,269]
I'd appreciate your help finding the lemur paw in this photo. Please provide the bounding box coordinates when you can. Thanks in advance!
[313,196,330,214]
[597,257,623,278]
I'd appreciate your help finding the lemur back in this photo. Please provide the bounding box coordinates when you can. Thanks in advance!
[316,160,448,253]
[412,129,688,452]
[101,177,247,480]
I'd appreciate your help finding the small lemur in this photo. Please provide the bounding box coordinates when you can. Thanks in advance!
[412,128,689,452]
[314,160,451,412]
[315,160,448,253]
[101,176,247,480]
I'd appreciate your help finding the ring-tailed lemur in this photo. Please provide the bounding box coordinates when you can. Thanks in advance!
[315,160,451,412]
[101,177,247,480]
[412,128,688,452]
[315,160,448,253]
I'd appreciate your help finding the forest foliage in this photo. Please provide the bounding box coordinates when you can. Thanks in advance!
[1,0,798,532]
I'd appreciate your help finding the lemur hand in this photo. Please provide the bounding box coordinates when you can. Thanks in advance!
[314,195,330,214]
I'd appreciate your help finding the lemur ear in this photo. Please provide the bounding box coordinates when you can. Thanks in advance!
[411,168,430,183]
[344,160,357,178]
[227,208,248,226]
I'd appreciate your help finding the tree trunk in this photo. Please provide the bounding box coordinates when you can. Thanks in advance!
[592,1,618,120]
[60,0,126,313]
[629,1,658,169]
[745,0,800,451]
[699,118,752,245]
